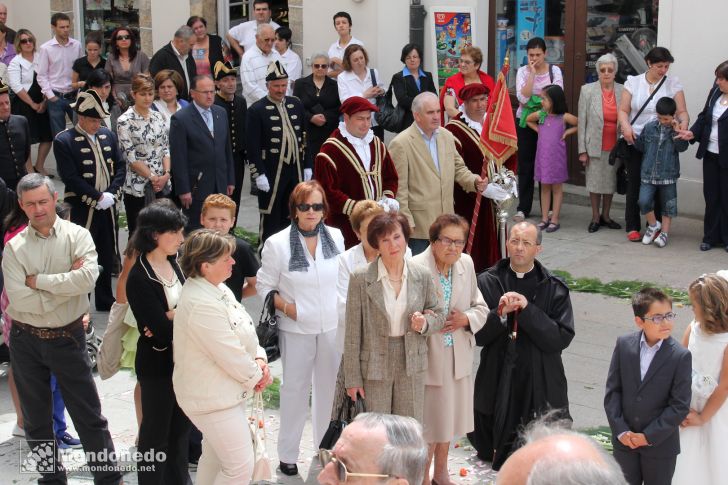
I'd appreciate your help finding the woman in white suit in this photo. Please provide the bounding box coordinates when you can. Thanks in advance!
[256,180,345,476]
[577,53,624,233]
[173,229,272,485]
[413,214,488,485]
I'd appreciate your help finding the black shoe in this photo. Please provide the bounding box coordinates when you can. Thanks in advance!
[588,221,600,233]
[599,217,622,229]
[279,462,298,476]
[700,242,713,251]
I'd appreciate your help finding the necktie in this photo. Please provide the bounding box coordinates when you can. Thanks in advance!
[202,110,213,134]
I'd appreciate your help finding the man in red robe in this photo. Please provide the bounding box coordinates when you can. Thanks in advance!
[315,96,399,248]
[445,84,516,272]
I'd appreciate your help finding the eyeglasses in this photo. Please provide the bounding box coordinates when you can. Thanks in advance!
[19,38,33,44]
[459,59,474,65]
[642,312,677,324]
[405,55,420,61]
[313,64,328,69]
[319,449,393,482]
[296,203,324,212]
[261,38,275,43]
[193,89,215,95]
[599,67,615,73]
[437,237,466,248]
[116,35,131,41]
[508,239,537,248]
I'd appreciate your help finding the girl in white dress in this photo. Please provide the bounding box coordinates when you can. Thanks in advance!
[673,273,728,485]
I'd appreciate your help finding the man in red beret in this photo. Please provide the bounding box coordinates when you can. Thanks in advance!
[315,96,399,248]
[444,84,516,271]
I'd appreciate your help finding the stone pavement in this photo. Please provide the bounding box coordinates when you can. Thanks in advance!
[0,152,724,483]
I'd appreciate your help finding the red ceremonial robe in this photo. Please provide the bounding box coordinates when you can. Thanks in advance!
[315,129,399,248]
[446,114,516,272]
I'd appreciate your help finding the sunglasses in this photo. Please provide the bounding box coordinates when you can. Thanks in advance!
[599,67,615,73]
[19,38,33,45]
[319,449,392,482]
[313,64,328,69]
[296,203,324,212]
[116,35,131,41]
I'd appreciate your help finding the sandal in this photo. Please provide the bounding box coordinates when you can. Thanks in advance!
[536,220,549,230]
[545,222,561,233]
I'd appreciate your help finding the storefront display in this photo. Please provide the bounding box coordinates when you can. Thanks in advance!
[429,7,476,89]
[82,0,140,47]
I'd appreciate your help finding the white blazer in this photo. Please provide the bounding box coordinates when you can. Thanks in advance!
[257,225,345,334]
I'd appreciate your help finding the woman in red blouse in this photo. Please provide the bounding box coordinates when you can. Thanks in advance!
[440,46,495,122]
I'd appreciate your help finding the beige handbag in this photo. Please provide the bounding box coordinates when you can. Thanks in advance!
[97,302,129,380]
[249,391,272,481]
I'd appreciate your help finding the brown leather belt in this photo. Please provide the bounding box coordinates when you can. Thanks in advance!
[13,316,84,340]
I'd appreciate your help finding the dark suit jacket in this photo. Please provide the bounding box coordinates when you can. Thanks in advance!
[604,332,691,457]
[127,253,186,378]
[207,34,225,72]
[691,83,728,167]
[149,42,198,101]
[390,69,437,131]
[169,103,235,202]
[293,74,341,155]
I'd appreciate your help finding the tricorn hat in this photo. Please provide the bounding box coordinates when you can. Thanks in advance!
[0,80,9,95]
[71,89,109,119]
[265,60,288,82]
[339,96,379,115]
[459,83,489,101]
[214,61,238,81]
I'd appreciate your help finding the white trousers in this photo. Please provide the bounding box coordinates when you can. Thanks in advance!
[278,329,340,463]
[190,403,254,485]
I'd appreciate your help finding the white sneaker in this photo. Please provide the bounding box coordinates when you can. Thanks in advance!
[513,211,525,222]
[12,423,24,438]
[654,232,669,248]
[642,221,662,245]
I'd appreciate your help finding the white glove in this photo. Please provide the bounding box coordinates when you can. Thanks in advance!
[97,192,115,210]
[303,168,313,181]
[255,175,270,192]
[377,197,400,213]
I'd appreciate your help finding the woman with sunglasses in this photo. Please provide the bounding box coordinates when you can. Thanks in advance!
[7,29,52,177]
[105,27,150,115]
[292,52,340,158]
[412,214,487,485]
[256,180,345,477]
[577,53,625,233]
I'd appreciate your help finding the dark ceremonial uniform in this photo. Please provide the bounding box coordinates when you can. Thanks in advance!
[0,114,31,191]
[214,92,247,208]
[315,128,398,248]
[247,95,310,244]
[54,125,125,311]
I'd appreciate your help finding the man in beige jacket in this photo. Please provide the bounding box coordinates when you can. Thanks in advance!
[389,91,487,254]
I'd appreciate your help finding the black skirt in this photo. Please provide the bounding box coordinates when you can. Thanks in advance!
[11,74,52,144]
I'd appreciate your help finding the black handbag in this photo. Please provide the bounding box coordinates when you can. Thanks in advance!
[369,69,405,133]
[319,394,366,450]
[256,290,280,363]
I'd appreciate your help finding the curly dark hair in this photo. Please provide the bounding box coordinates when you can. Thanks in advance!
[109,26,139,61]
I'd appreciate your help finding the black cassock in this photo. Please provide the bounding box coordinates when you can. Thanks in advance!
[471,258,575,470]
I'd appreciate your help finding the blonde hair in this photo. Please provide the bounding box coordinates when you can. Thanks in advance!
[131,73,155,94]
[688,274,728,334]
[202,193,237,218]
[180,229,235,279]
[349,200,384,234]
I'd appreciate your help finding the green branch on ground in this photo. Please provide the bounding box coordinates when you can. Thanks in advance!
[553,270,690,305]
[233,227,259,249]
[581,426,614,452]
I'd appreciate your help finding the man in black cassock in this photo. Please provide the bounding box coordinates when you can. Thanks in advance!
[471,221,575,470]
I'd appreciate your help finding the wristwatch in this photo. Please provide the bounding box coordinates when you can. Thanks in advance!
[164,169,171,175]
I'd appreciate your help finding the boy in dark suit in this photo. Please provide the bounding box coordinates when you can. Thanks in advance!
[604,287,692,485]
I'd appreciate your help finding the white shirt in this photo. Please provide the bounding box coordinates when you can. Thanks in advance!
[338,120,375,194]
[228,19,281,54]
[639,332,663,380]
[328,36,364,65]
[170,42,191,91]
[7,54,36,94]
[377,258,409,337]
[256,225,345,335]
[624,74,684,137]
[278,47,302,95]
[338,68,382,126]
[152,99,184,131]
[240,45,282,106]
[708,98,728,154]
[416,124,441,172]
[336,244,412,353]
[460,106,484,135]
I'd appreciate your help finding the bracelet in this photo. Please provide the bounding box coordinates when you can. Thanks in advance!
[283,303,288,316]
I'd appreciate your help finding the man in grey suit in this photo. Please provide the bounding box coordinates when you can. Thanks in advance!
[170,75,235,231]
[604,287,691,485]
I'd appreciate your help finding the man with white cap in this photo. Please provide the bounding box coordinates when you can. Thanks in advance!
[315,95,399,248]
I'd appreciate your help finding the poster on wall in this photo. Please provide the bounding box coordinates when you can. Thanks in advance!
[515,0,545,68]
[429,7,475,90]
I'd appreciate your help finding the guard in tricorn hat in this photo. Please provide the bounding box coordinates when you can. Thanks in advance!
[0,79,31,192]
[53,88,126,311]
[246,60,310,245]
[213,61,249,206]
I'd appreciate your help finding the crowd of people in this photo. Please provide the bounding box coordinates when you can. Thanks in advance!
[0,1,727,484]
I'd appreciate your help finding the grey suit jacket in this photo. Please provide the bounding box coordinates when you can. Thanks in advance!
[577,81,624,158]
[604,332,691,457]
[343,259,445,389]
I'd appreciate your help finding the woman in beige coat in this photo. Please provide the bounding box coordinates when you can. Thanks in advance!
[577,52,625,233]
[343,211,444,422]
[413,214,488,485]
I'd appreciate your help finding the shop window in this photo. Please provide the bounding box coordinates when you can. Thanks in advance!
[228,0,288,29]
[82,0,140,50]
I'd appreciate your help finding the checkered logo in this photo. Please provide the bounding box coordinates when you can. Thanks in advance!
[20,440,57,474]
